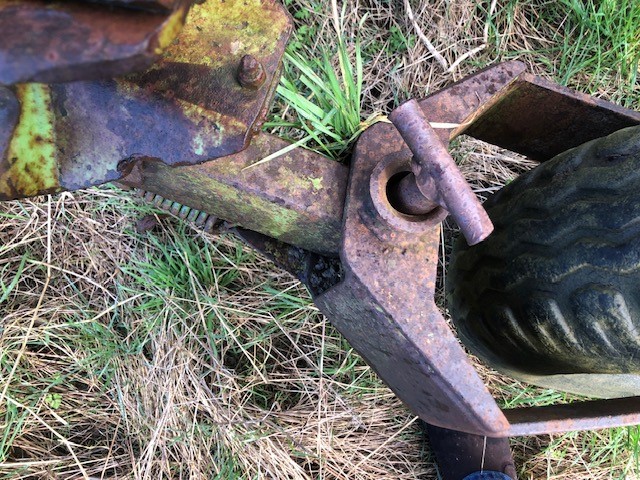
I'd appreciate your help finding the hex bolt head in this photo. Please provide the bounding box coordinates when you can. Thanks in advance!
[237,54,266,89]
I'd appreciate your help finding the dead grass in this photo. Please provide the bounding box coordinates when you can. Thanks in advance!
[1,0,639,479]
[0,189,434,479]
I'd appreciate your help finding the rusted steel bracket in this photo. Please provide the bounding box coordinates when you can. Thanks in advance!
[314,120,510,436]
[0,0,292,200]
[459,73,640,161]
[416,62,640,158]
[0,0,194,85]
[224,62,640,438]
[120,132,348,254]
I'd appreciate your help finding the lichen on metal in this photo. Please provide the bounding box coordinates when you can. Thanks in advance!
[162,0,290,67]
[0,0,292,201]
[120,133,348,254]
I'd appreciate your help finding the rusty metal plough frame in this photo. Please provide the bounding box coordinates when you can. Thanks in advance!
[2,0,640,458]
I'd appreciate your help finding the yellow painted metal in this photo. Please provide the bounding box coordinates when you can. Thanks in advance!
[0,84,60,198]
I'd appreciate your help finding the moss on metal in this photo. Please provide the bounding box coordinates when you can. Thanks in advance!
[121,133,348,254]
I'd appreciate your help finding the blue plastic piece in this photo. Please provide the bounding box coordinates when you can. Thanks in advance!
[462,472,513,480]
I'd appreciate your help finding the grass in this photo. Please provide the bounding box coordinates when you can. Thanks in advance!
[266,13,384,160]
[551,0,639,88]
[1,0,639,478]
[491,0,639,105]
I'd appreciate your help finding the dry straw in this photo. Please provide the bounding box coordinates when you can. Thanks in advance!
[1,1,638,479]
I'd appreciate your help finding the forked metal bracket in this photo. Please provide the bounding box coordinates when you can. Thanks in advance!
[235,62,640,437]
[2,36,640,435]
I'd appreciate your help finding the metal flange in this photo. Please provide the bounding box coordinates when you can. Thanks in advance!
[0,0,292,200]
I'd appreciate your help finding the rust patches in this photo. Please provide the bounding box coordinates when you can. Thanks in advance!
[154,2,191,52]
[312,75,640,436]
[368,152,447,233]
[162,0,291,68]
[0,84,60,199]
[416,60,528,144]
[0,86,19,164]
[313,121,509,436]
[237,55,266,89]
[389,99,493,245]
[0,0,292,199]
[0,0,193,85]
[55,0,291,194]
[461,73,640,160]
[505,396,640,437]
[120,132,347,254]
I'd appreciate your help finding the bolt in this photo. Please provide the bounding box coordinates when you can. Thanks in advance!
[237,54,266,89]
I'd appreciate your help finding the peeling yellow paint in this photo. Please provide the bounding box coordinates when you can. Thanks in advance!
[165,0,290,67]
[0,84,59,198]
[155,6,188,53]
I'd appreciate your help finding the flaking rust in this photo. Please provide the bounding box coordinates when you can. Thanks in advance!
[0,0,292,201]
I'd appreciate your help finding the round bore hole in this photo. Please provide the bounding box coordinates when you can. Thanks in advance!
[369,155,448,233]
[386,171,439,217]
